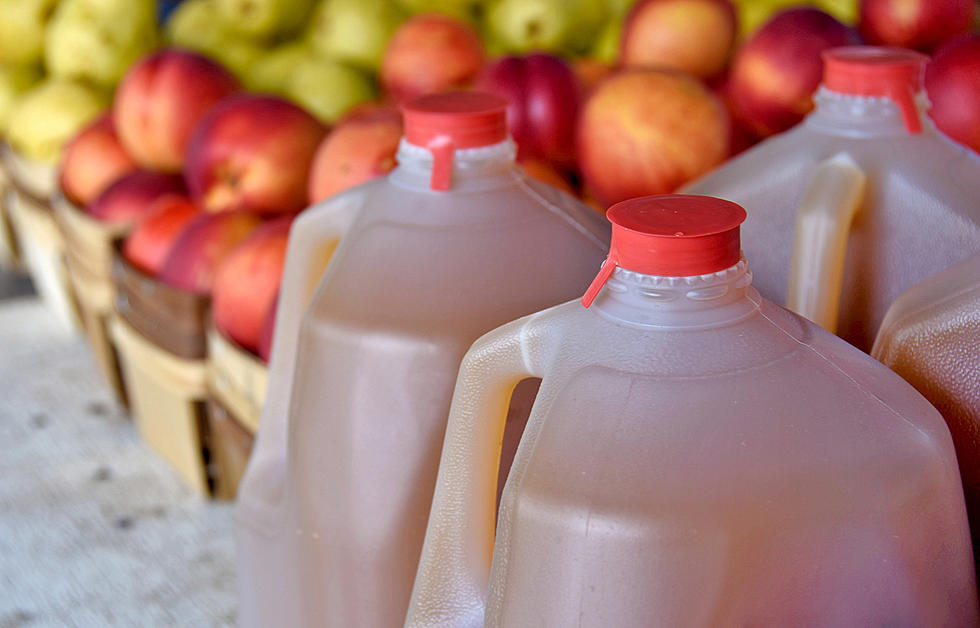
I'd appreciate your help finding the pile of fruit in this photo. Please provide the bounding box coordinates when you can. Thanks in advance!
[0,0,978,365]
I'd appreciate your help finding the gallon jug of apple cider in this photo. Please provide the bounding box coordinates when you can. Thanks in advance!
[683,46,980,351]
[405,194,978,628]
[234,92,610,628]
[872,253,980,567]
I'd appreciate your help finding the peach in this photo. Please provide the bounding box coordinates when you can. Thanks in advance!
[85,170,186,225]
[122,194,201,276]
[158,211,264,294]
[860,0,975,52]
[58,114,137,206]
[925,34,980,154]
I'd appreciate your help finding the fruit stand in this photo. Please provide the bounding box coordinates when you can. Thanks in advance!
[1,0,979,625]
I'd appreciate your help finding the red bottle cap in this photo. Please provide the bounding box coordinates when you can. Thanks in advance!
[582,195,747,308]
[822,46,928,134]
[402,91,509,191]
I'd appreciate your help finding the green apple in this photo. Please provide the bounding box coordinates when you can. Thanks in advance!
[209,36,268,82]
[0,64,43,136]
[308,0,407,72]
[6,79,108,163]
[393,0,484,22]
[0,0,60,65]
[44,0,157,88]
[215,0,315,38]
[284,58,375,123]
[591,15,622,63]
[485,0,607,55]
[165,0,230,53]
[245,40,311,93]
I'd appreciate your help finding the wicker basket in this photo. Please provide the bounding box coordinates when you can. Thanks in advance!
[0,163,21,270]
[111,246,213,495]
[1,144,80,333]
[54,195,129,405]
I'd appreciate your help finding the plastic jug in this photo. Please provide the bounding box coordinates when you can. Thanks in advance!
[683,46,980,351]
[406,195,978,628]
[872,253,980,564]
[234,92,610,628]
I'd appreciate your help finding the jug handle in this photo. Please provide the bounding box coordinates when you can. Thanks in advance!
[237,189,364,525]
[406,320,539,628]
[785,154,867,333]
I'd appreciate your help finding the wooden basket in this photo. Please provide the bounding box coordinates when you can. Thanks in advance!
[205,327,267,499]
[111,248,214,496]
[0,163,21,270]
[0,144,80,333]
[54,196,129,405]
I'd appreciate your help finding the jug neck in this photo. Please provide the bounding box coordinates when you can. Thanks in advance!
[388,138,520,192]
[591,258,759,329]
[805,86,931,138]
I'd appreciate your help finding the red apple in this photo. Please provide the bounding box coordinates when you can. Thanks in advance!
[185,94,327,214]
[577,68,730,206]
[860,0,975,52]
[381,14,485,103]
[158,211,264,294]
[114,48,240,173]
[308,106,403,204]
[212,216,293,354]
[257,298,277,363]
[728,7,858,138]
[926,34,980,154]
[476,53,582,168]
[621,0,737,79]
[85,170,187,225]
[122,194,201,276]
[59,114,138,206]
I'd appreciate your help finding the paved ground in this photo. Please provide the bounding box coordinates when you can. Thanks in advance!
[0,284,237,627]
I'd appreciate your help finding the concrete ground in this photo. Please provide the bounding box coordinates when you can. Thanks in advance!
[0,273,237,627]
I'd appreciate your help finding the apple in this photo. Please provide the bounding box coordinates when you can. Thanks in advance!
[215,0,315,38]
[244,40,311,94]
[308,107,403,204]
[484,0,607,56]
[519,157,575,195]
[394,0,485,21]
[591,16,622,63]
[728,7,857,138]
[860,0,974,52]
[85,170,186,225]
[475,53,582,168]
[621,0,737,79]
[212,215,293,354]
[114,49,241,173]
[6,79,109,164]
[44,0,158,88]
[309,0,407,72]
[577,68,730,206]
[158,210,264,294]
[185,94,327,214]
[59,114,139,207]
[0,64,42,135]
[283,58,376,124]
[925,34,980,154]
[0,0,60,66]
[381,13,485,102]
[122,194,201,275]
[165,0,231,55]
[257,298,277,362]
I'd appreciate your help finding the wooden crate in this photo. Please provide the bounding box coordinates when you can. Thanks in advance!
[205,328,267,499]
[1,145,80,333]
[112,249,214,496]
[54,196,130,405]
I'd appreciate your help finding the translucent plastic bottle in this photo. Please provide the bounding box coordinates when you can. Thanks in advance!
[684,47,980,351]
[406,195,978,628]
[872,254,980,565]
[234,92,610,628]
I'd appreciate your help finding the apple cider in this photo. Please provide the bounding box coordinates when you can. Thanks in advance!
[407,195,978,628]
[684,46,980,351]
[234,92,609,628]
